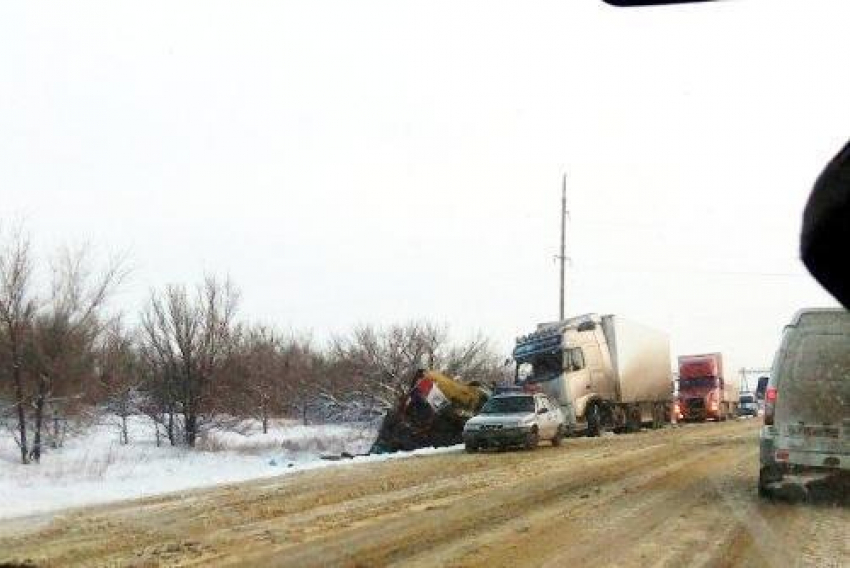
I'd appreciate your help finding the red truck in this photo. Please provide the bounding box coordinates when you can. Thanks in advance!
[675,353,739,422]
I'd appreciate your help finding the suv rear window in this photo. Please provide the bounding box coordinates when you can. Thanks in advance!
[776,333,850,425]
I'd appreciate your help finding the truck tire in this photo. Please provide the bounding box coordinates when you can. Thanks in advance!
[625,406,642,433]
[525,427,539,450]
[552,425,564,447]
[652,403,665,429]
[586,402,603,437]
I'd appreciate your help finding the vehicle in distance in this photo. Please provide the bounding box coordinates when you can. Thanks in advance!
[676,353,739,421]
[513,314,671,436]
[737,391,759,417]
[463,392,564,451]
[759,308,850,498]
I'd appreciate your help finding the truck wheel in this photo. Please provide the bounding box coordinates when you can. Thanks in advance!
[552,425,564,447]
[586,403,602,437]
[652,404,665,429]
[585,402,613,437]
[625,406,642,433]
[525,428,539,450]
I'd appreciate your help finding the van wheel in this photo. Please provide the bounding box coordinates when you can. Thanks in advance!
[758,467,779,499]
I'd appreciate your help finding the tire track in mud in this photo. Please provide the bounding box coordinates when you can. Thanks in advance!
[228,431,753,567]
[0,430,684,566]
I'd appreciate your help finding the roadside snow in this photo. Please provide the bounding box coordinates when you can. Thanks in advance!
[0,416,461,520]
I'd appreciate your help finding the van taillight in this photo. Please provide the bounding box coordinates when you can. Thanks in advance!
[764,386,777,425]
[766,387,777,403]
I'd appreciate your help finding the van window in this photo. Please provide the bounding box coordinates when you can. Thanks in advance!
[776,333,850,424]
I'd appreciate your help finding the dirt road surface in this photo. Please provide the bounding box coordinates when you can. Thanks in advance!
[1,420,848,568]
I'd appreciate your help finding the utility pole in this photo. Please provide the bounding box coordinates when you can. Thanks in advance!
[558,173,567,321]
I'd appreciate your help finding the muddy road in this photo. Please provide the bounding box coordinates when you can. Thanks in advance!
[1,420,848,567]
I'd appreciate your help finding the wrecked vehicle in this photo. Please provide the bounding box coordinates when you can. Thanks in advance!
[369,370,491,453]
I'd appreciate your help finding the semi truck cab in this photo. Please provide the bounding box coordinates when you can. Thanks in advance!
[513,314,671,436]
[677,353,738,421]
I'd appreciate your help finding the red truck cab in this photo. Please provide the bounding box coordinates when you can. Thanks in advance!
[676,353,738,421]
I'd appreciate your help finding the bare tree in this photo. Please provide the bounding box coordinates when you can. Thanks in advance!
[97,320,141,445]
[229,325,286,433]
[328,321,447,410]
[139,276,240,447]
[27,245,126,462]
[325,321,505,419]
[0,228,37,464]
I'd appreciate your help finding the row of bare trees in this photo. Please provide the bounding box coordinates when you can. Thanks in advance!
[0,229,126,463]
[0,227,509,464]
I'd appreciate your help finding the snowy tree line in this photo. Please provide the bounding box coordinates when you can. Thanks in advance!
[0,227,509,464]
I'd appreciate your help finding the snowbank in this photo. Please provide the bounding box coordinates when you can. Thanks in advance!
[0,416,461,520]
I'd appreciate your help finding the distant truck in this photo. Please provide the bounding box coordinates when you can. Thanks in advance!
[513,314,672,436]
[737,392,759,417]
[675,353,740,421]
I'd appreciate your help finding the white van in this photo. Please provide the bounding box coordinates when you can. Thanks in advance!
[759,308,850,498]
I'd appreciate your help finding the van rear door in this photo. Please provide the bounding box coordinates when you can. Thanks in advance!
[775,333,850,469]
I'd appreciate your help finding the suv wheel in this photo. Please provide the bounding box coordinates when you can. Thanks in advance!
[552,425,564,447]
[525,427,539,450]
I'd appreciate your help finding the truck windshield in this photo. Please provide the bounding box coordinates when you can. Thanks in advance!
[679,377,718,389]
[481,396,535,414]
[777,333,850,425]
[519,353,562,384]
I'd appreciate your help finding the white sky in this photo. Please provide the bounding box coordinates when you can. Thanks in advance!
[1,0,845,367]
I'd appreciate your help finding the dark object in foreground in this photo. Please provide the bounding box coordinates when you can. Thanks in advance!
[602,0,717,6]
[802,140,850,309]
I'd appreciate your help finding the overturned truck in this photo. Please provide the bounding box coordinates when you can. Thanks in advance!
[370,370,491,453]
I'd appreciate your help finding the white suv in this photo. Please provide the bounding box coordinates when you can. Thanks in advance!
[463,392,565,451]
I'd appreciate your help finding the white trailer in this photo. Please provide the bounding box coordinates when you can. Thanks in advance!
[513,313,673,435]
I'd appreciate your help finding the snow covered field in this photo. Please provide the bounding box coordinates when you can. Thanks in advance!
[0,416,461,520]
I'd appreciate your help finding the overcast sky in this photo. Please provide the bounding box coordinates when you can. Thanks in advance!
[1,0,845,370]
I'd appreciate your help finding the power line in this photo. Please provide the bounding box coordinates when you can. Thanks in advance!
[573,264,810,279]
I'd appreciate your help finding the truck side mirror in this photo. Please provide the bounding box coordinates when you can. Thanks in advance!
[538,407,549,415]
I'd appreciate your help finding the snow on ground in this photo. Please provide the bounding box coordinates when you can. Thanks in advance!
[0,416,462,520]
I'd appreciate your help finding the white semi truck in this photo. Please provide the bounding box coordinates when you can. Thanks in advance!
[513,313,673,436]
